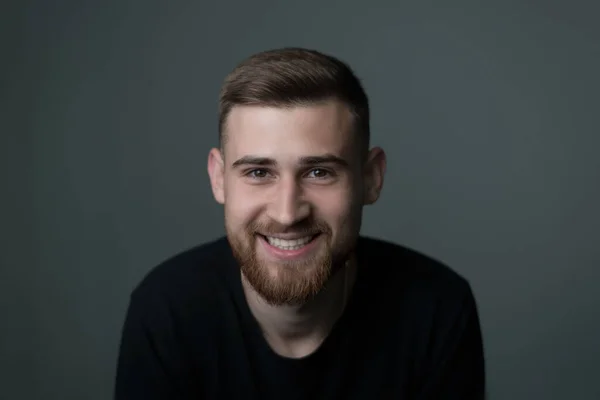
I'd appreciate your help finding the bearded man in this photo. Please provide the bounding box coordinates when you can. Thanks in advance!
[115,47,486,400]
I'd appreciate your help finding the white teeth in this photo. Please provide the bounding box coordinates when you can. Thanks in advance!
[266,235,313,250]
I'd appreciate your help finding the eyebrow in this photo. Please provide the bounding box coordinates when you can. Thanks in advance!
[231,153,349,169]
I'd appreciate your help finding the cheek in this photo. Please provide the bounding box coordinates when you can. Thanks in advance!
[225,180,264,225]
[311,187,359,225]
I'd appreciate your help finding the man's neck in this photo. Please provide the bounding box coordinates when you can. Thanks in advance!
[241,257,357,358]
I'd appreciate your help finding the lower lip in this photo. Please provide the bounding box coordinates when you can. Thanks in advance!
[258,234,321,260]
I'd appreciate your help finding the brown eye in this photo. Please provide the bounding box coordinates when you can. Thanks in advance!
[248,169,269,179]
[307,169,329,179]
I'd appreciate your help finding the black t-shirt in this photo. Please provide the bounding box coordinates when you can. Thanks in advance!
[114,236,485,399]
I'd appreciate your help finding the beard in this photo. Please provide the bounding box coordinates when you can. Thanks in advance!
[226,217,355,307]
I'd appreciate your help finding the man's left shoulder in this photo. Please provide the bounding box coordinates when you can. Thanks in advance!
[358,236,474,302]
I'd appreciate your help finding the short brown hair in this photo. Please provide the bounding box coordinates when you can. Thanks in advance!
[218,47,370,151]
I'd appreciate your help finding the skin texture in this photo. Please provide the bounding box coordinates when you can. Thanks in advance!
[207,99,386,356]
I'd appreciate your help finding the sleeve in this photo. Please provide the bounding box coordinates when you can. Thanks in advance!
[415,283,486,400]
[114,289,198,400]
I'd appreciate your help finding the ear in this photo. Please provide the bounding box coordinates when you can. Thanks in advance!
[207,147,225,204]
[363,146,386,205]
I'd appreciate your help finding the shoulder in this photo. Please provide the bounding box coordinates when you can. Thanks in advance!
[357,236,481,356]
[128,236,234,311]
[358,236,474,304]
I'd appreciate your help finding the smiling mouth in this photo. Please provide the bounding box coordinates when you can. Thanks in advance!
[259,234,320,251]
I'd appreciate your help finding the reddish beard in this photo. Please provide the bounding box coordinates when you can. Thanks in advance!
[227,219,334,306]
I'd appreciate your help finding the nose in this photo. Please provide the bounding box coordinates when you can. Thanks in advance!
[268,176,310,226]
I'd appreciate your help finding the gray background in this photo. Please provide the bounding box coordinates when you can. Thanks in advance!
[2,0,599,399]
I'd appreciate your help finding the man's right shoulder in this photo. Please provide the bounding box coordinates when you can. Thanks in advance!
[129,236,233,302]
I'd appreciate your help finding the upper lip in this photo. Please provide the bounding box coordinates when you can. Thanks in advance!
[260,233,319,240]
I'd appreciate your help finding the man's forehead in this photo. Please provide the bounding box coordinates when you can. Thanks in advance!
[224,102,354,133]
[225,104,355,151]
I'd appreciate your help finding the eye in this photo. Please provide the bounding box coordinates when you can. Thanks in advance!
[307,168,331,179]
[246,169,270,179]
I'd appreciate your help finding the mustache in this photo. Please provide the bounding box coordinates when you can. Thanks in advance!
[247,220,330,236]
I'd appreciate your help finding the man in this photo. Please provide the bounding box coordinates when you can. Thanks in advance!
[115,47,485,399]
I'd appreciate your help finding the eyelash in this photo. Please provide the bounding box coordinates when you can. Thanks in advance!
[244,168,333,180]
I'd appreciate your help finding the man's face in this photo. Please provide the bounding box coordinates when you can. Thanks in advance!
[208,100,384,306]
